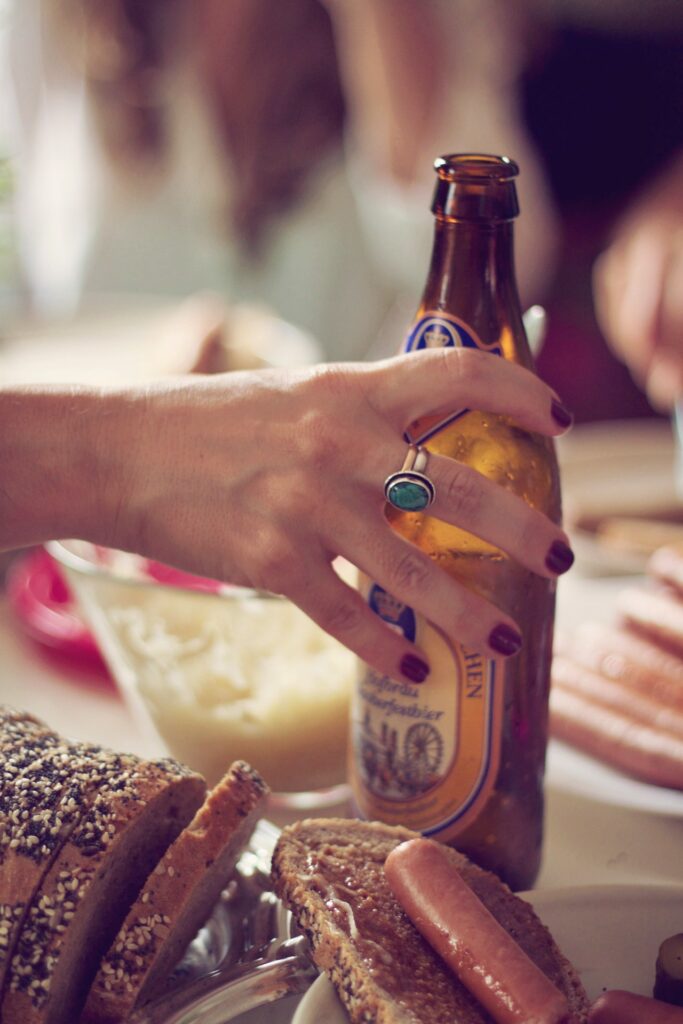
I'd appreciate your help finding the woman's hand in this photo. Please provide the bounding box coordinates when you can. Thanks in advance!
[593,151,683,411]
[0,349,573,683]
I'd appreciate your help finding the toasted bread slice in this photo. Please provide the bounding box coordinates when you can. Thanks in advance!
[82,760,268,1024]
[272,818,591,1024]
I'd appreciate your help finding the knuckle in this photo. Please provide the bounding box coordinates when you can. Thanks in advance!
[444,463,483,521]
[323,598,365,637]
[248,529,296,592]
[444,345,485,387]
[389,550,432,596]
[296,407,342,470]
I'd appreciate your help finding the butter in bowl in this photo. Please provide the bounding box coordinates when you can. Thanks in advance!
[48,540,356,815]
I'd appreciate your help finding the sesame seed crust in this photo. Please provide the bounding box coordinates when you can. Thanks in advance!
[1,748,205,1024]
[0,739,146,1001]
[81,761,268,1024]
[0,710,63,829]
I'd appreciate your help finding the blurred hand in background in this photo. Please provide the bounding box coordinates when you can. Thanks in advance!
[593,150,683,411]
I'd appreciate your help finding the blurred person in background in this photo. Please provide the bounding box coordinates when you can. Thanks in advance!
[3,0,682,414]
[518,1,683,420]
[4,0,557,364]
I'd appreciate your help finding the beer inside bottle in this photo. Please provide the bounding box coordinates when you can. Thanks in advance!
[350,154,562,891]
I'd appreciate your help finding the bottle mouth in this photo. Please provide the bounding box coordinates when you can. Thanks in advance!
[432,154,520,220]
[434,154,519,181]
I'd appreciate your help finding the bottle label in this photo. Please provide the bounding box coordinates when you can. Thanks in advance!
[403,312,501,445]
[351,310,506,840]
[351,582,504,837]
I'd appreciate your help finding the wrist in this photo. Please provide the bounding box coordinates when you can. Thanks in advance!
[0,384,144,551]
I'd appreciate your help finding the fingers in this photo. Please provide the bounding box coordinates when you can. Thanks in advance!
[357,433,572,581]
[646,234,683,409]
[333,524,525,664]
[283,563,433,685]
[425,453,573,579]
[284,538,524,689]
[646,350,683,411]
[593,219,683,411]
[361,347,573,436]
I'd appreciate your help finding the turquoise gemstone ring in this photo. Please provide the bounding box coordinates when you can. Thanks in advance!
[384,445,436,512]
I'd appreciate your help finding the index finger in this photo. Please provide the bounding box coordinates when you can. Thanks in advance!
[362,347,572,436]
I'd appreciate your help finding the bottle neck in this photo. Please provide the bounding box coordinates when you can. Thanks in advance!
[420,217,523,343]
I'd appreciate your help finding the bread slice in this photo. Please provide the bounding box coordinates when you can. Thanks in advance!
[0,708,126,993]
[272,819,591,1024]
[0,742,149,999]
[1,755,206,1024]
[81,760,268,1024]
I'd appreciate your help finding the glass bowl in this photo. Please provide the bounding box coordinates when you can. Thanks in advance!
[48,541,355,816]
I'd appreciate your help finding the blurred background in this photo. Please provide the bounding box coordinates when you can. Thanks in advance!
[0,0,680,422]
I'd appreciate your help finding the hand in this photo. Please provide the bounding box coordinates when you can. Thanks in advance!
[593,152,683,411]
[1,351,573,684]
[107,350,573,681]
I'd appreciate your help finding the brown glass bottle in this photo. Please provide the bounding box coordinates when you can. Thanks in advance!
[350,154,561,890]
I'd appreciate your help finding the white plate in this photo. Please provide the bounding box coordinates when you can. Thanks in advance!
[293,884,683,1024]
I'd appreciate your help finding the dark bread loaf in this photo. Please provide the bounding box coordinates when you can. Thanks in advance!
[0,708,102,991]
[1,752,206,1024]
[81,760,268,1024]
[0,741,148,998]
[272,818,591,1024]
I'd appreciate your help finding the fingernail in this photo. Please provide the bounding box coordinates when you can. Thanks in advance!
[400,654,430,683]
[551,398,573,429]
[546,539,575,575]
[489,624,523,656]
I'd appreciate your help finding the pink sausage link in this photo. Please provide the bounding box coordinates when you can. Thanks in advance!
[590,990,683,1023]
[384,839,569,1024]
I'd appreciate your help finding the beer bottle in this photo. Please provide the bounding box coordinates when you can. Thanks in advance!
[350,154,562,891]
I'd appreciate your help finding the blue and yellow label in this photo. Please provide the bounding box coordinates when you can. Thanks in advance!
[350,582,503,838]
[405,312,493,353]
[350,310,506,840]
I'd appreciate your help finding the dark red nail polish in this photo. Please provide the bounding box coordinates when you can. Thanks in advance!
[546,539,575,575]
[400,654,429,683]
[551,398,573,429]
[489,624,522,657]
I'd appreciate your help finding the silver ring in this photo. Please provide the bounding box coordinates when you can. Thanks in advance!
[384,445,436,512]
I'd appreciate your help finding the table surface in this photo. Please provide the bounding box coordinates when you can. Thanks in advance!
[0,571,681,1023]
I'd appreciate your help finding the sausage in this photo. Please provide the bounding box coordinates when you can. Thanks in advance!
[550,685,683,790]
[569,621,683,712]
[552,655,683,736]
[617,586,683,657]
[589,989,683,1023]
[384,838,570,1024]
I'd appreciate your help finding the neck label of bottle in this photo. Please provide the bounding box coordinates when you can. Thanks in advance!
[350,580,503,838]
[404,312,501,445]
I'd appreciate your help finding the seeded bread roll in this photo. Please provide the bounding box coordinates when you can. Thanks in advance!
[1,755,206,1024]
[0,708,87,986]
[272,818,591,1024]
[0,742,147,998]
[81,760,268,1024]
